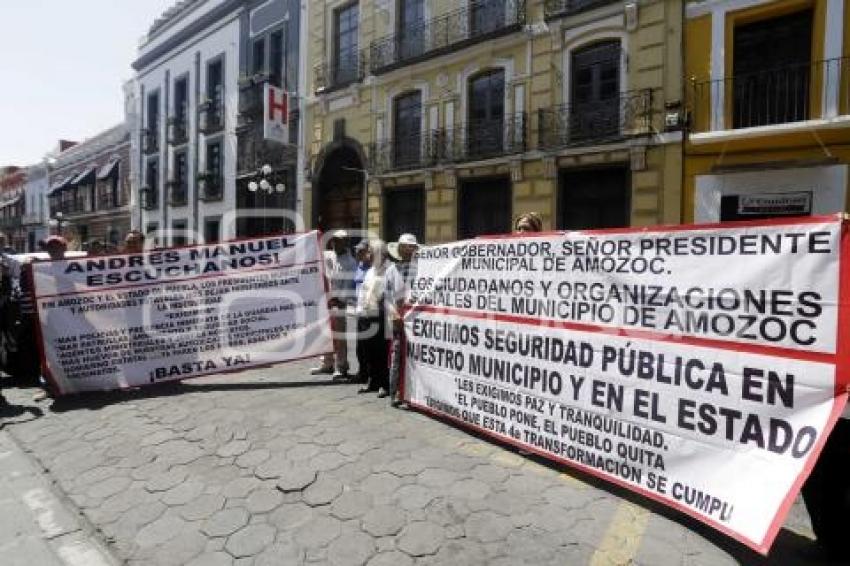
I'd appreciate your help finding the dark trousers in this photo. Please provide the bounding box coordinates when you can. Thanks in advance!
[358,316,388,392]
[802,417,850,558]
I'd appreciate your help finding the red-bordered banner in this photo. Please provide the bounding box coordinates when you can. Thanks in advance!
[402,214,850,554]
[31,231,333,395]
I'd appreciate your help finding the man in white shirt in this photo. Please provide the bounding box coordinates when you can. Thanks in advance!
[385,233,419,404]
[312,230,356,378]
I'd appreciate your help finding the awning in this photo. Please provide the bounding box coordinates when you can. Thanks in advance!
[47,175,71,196]
[72,166,96,185]
[0,195,22,209]
[96,159,120,180]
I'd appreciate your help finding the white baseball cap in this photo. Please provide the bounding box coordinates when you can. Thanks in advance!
[397,233,419,246]
[331,229,349,239]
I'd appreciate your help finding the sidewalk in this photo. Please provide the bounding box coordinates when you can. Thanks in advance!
[0,427,117,566]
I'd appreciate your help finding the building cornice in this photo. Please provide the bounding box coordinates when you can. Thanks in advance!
[133,0,245,71]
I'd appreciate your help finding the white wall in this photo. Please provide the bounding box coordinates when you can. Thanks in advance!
[135,7,242,242]
[694,165,848,223]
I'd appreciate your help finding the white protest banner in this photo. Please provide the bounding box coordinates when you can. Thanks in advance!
[403,215,850,554]
[32,232,332,395]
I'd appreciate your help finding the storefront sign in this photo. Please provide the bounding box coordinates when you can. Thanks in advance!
[738,192,812,216]
[403,216,850,554]
[263,84,290,144]
[32,232,331,394]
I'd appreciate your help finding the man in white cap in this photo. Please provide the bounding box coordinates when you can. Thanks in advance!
[312,230,356,378]
[384,233,419,402]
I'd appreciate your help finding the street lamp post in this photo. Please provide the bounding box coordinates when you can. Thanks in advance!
[48,211,65,236]
[247,163,287,236]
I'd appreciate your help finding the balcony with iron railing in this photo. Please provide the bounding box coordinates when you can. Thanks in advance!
[199,97,224,134]
[544,0,618,21]
[537,89,654,151]
[370,0,527,75]
[370,113,527,174]
[167,180,188,206]
[688,56,850,134]
[237,74,270,129]
[140,186,159,211]
[142,128,160,155]
[314,49,368,93]
[167,114,189,146]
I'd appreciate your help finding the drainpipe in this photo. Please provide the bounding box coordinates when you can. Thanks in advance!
[139,84,146,231]
[193,52,201,241]
[163,71,171,241]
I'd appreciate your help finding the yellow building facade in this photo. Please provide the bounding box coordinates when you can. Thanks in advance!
[305,0,684,243]
[684,0,850,223]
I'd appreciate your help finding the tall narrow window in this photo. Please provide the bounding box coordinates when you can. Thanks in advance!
[393,92,422,168]
[145,159,159,209]
[733,10,812,128]
[570,40,621,140]
[333,3,359,85]
[252,37,266,75]
[206,140,223,198]
[398,0,425,61]
[146,91,160,153]
[172,77,189,144]
[207,58,224,130]
[172,151,188,205]
[467,70,505,158]
[471,0,505,37]
[270,30,284,87]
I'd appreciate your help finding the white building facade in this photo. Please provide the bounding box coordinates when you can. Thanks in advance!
[22,163,49,252]
[131,0,304,245]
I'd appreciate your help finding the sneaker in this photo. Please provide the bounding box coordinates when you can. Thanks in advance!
[32,390,49,402]
[310,366,334,376]
[332,371,349,381]
[377,389,389,399]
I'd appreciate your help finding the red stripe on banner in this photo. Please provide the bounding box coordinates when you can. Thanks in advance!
[36,259,322,299]
[315,230,336,363]
[760,392,847,554]
[472,214,842,241]
[28,263,62,396]
[834,218,850,390]
[409,305,837,365]
[406,399,772,554]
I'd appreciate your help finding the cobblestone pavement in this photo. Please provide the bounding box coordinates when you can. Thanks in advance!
[0,361,842,566]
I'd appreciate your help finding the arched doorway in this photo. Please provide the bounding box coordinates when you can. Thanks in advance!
[314,142,365,232]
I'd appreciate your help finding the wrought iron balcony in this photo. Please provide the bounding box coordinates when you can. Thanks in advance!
[197,172,223,202]
[140,186,158,211]
[167,116,189,146]
[167,181,188,206]
[314,49,368,93]
[199,100,224,134]
[142,129,159,155]
[370,113,527,174]
[370,0,526,75]
[537,89,654,151]
[688,56,850,133]
[544,0,618,20]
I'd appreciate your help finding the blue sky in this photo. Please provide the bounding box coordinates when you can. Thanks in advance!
[0,0,177,165]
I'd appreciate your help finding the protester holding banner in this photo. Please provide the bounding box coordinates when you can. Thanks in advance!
[514,212,543,234]
[312,230,356,379]
[356,240,390,396]
[123,230,144,253]
[32,236,68,401]
[353,240,372,385]
[386,234,419,405]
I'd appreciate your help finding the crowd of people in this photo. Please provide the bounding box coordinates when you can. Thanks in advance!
[313,212,544,406]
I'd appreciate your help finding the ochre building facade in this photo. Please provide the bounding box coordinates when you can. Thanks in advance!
[305,0,684,244]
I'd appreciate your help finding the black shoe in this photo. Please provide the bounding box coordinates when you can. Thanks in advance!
[358,387,377,394]
[377,389,389,398]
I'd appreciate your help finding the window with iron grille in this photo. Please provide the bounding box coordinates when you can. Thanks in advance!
[732,10,813,128]
[270,30,284,87]
[468,70,505,158]
[393,92,422,168]
[570,40,621,140]
[333,3,359,86]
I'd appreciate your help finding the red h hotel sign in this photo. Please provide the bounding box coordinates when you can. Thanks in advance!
[263,84,290,144]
